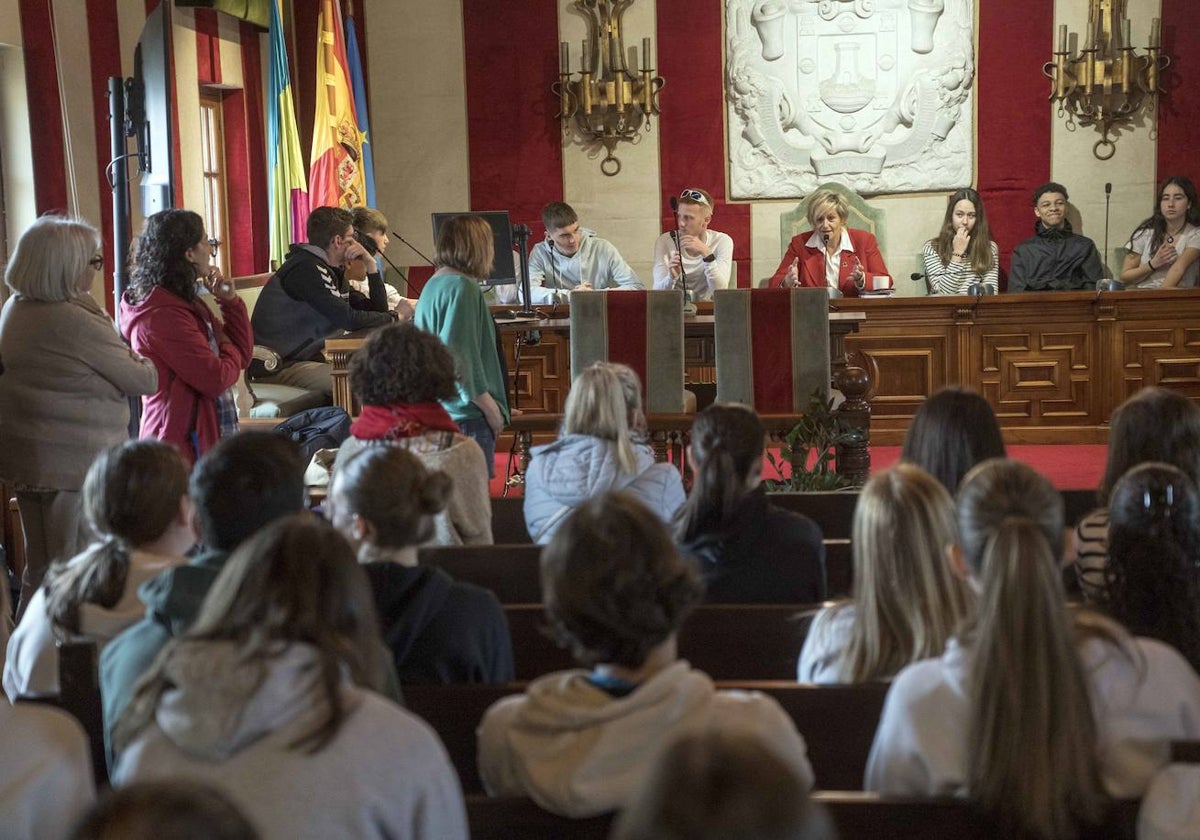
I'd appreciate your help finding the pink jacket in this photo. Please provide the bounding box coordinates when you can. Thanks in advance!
[120,287,252,466]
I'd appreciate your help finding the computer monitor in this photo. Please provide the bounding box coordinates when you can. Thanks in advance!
[430,211,517,285]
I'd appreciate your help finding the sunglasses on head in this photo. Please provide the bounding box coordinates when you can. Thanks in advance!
[680,189,711,207]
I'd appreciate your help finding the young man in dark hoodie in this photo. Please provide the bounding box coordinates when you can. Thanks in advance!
[250,206,404,396]
[100,432,306,754]
[1008,182,1105,292]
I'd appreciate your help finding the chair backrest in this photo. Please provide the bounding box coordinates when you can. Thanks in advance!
[779,181,887,259]
[405,684,520,794]
[569,290,685,413]
[714,288,830,413]
[491,496,531,543]
[466,796,613,840]
[504,604,811,682]
[20,639,107,786]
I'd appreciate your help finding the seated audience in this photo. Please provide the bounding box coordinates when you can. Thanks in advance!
[922,188,999,295]
[798,464,970,683]
[121,209,252,466]
[652,188,734,301]
[1072,386,1200,600]
[1009,182,1104,292]
[478,492,813,817]
[611,728,835,840]
[675,403,825,604]
[1105,463,1200,674]
[327,447,513,683]
[524,362,685,544]
[338,323,492,545]
[250,206,400,397]
[112,514,467,840]
[349,206,407,309]
[525,201,642,302]
[0,215,157,617]
[867,460,1200,837]
[100,432,305,750]
[1119,176,1200,289]
[769,187,890,297]
[0,700,95,838]
[70,780,258,840]
[414,214,510,476]
[900,386,1005,494]
[5,440,192,699]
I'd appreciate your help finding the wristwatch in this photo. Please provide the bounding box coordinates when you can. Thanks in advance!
[702,253,717,263]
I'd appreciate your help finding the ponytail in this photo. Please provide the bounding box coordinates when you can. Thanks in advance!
[958,463,1111,839]
[43,539,132,635]
[674,404,765,544]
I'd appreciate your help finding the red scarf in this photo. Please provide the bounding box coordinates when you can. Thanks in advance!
[350,403,459,440]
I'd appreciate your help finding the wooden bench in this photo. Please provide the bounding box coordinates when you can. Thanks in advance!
[18,639,107,786]
[505,603,813,682]
[405,680,888,796]
[420,540,853,604]
[464,794,1140,840]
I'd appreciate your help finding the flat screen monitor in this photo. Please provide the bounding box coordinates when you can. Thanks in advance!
[431,211,516,285]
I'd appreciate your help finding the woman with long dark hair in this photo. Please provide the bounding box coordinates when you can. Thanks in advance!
[112,514,467,840]
[900,386,1005,494]
[1120,176,1200,289]
[922,188,999,295]
[675,403,824,603]
[121,209,252,465]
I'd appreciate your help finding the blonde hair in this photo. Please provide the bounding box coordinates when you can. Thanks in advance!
[5,215,100,301]
[563,362,644,474]
[956,459,1111,839]
[836,464,970,682]
[433,215,493,279]
[805,189,849,229]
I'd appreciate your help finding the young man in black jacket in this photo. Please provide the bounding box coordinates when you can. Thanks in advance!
[1009,182,1105,292]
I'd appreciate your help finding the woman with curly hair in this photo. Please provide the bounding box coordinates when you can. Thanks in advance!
[338,323,492,545]
[0,215,158,615]
[120,209,252,465]
[479,492,812,818]
[112,514,468,840]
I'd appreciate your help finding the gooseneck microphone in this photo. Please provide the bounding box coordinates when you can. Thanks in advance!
[1103,182,1113,280]
[668,196,691,304]
[391,230,434,265]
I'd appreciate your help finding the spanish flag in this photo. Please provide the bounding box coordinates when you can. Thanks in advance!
[309,0,364,210]
[267,0,308,266]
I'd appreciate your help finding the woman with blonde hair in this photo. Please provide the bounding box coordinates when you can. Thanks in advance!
[112,514,467,840]
[0,215,158,615]
[797,464,969,683]
[768,188,890,297]
[5,440,193,699]
[867,460,1200,838]
[413,214,509,476]
[523,362,685,544]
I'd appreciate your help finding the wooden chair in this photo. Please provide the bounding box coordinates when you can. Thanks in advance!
[770,491,858,539]
[568,290,686,413]
[504,604,812,682]
[18,639,107,786]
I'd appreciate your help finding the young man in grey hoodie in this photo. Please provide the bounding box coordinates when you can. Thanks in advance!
[524,201,643,304]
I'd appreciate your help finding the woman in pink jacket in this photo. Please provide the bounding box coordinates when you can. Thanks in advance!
[120,210,252,465]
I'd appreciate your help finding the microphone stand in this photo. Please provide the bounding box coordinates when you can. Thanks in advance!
[1102,182,1113,280]
[512,224,535,317]
[669,196,697,317]
[390,229,434,265]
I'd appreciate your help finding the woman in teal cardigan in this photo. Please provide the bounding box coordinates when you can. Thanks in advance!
[414,215,510,476]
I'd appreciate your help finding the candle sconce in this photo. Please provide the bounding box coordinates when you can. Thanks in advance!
[1044,0,1169,161]
[553,0,664,176]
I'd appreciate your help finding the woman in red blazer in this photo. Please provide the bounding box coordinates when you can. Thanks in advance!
[768,189,890,297]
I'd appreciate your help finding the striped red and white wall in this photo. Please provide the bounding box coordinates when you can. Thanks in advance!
[7,0,1199,306]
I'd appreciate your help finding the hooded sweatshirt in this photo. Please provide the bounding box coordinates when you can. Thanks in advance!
[362,561,513,684]
[523,435,686,545]
[113,642,467,840]
[526,227,643,300]
[5,548,186,699]
[1008,220,1104,292]
[477,660,813,818]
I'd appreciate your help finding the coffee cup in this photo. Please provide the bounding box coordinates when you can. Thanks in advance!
[870,274,892,291]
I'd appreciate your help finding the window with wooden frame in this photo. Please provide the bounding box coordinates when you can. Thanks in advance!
[198,92,230,278]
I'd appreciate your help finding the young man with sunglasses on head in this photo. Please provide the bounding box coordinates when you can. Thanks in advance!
[652,188,733,301]
[524,202,643,304]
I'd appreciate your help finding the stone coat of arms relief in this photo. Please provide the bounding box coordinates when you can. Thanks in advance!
[726,0,975,198]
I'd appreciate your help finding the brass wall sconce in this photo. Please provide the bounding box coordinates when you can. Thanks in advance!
[1044,0,1169,161]
[553,0,664,176]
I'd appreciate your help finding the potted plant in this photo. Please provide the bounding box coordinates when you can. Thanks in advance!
[764,389,864,492]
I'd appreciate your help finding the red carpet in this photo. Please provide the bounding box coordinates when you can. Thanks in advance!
[491,444,1108,497]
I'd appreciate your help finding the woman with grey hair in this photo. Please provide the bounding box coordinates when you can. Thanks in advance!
[0,215,158,617]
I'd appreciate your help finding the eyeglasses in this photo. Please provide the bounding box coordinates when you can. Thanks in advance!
[88,255,104,270]
[680,189,711,207]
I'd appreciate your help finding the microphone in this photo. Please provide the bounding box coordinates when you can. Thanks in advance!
[911,272,932,296]
[391,230,434,265]
[1103,182,1113,280]
[668,196,692,307]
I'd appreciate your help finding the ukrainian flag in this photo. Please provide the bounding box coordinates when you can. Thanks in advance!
[267,0,308,267]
